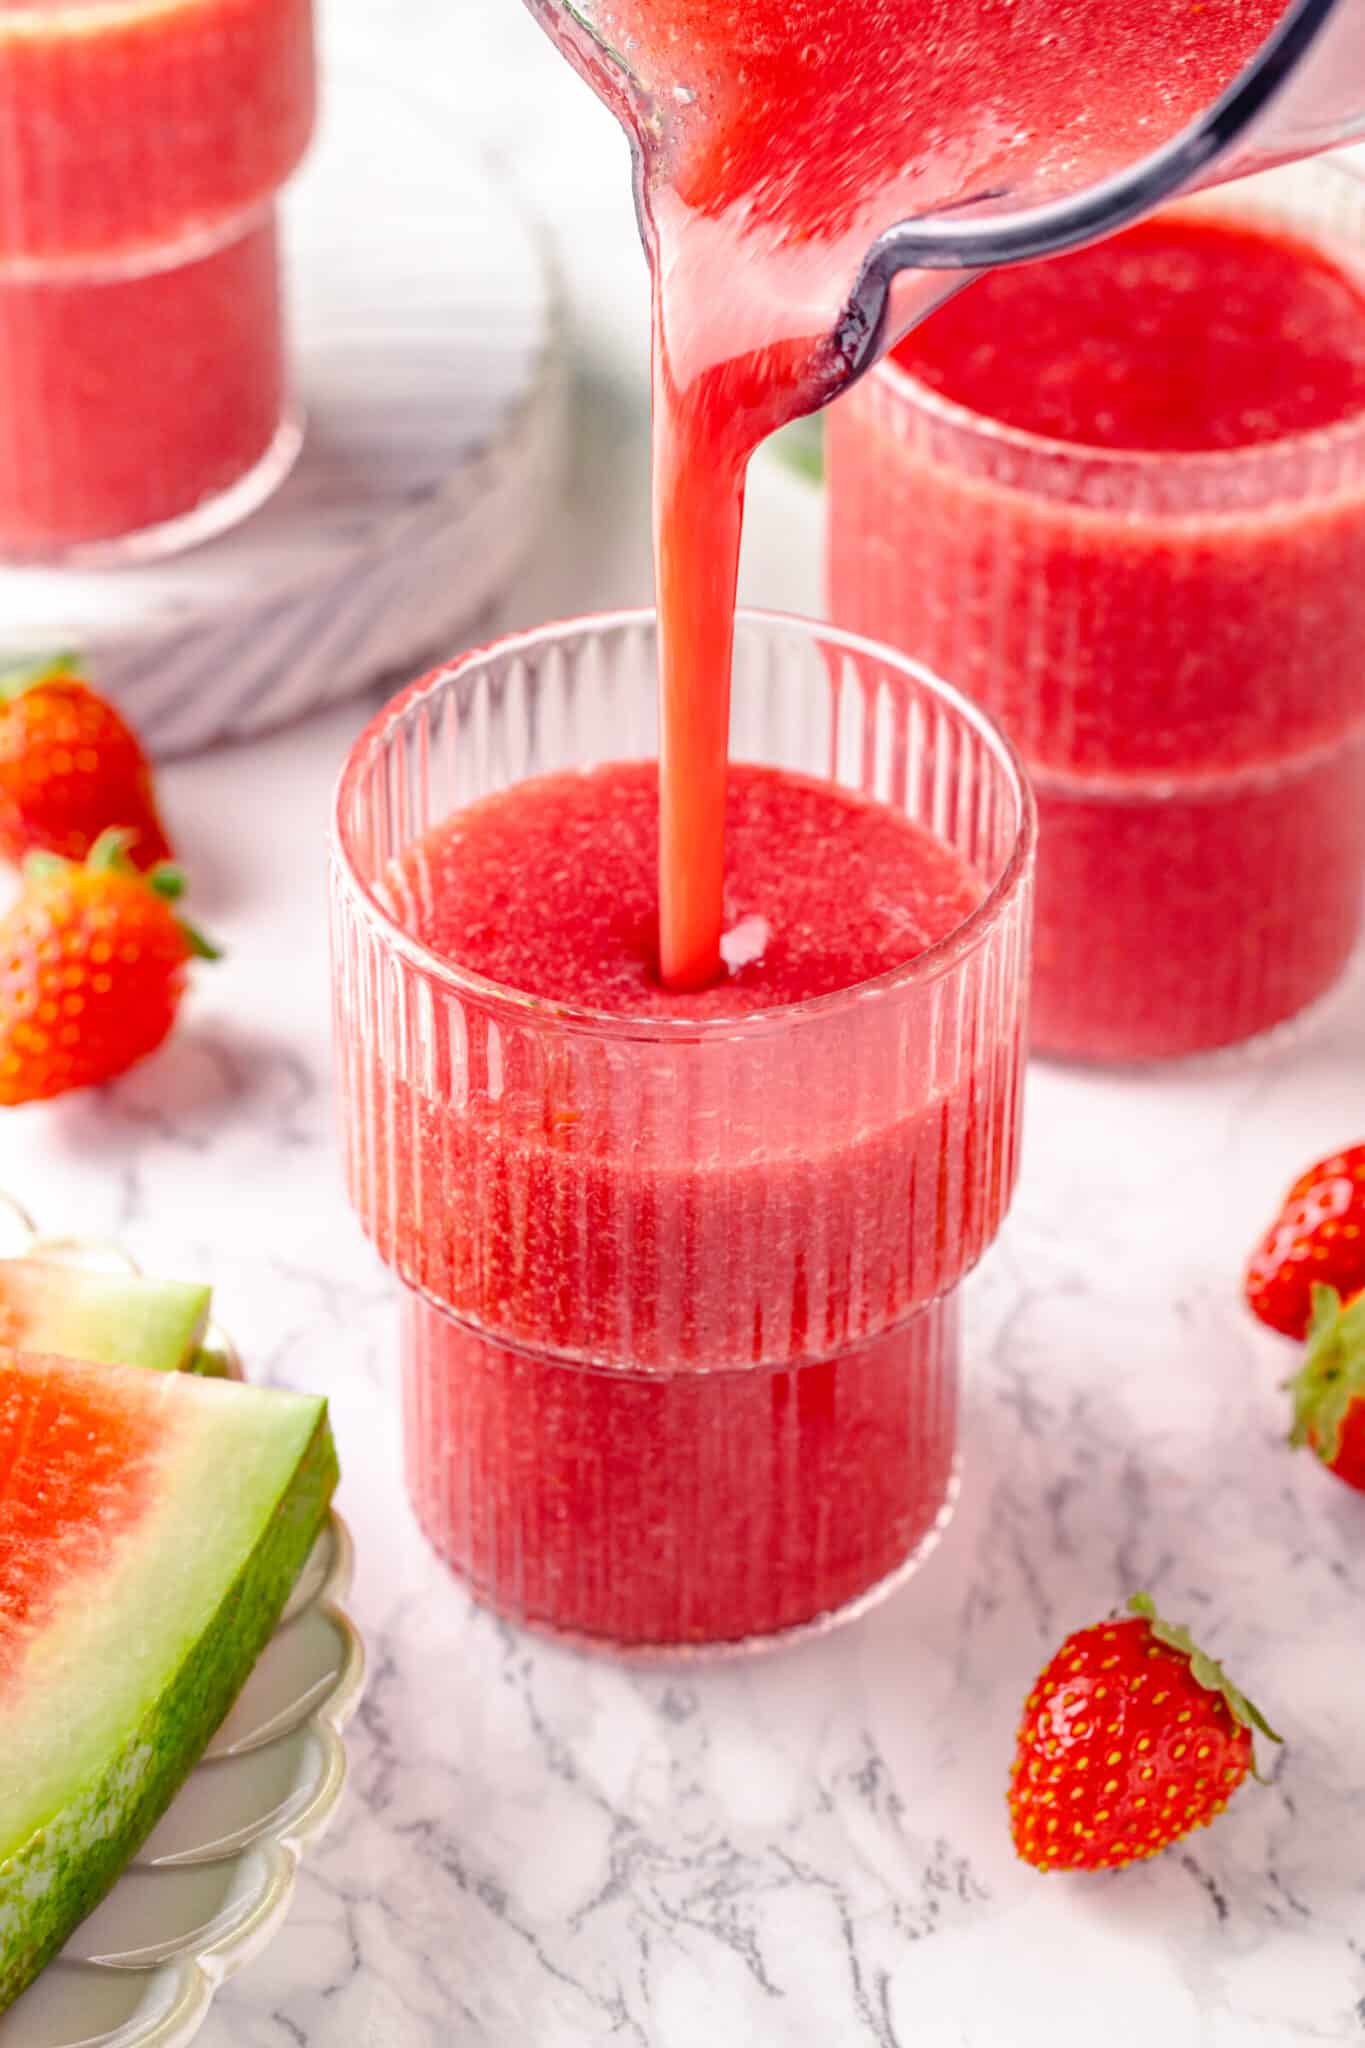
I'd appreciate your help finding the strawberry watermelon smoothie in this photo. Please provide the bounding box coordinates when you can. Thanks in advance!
[0,0,314,556]
[0,0,314,266]
[0,215,285,555]
[332,618,1034,1651]
[540,0,1287,990]
[401,1288,961,1648]
[369,763,992,1646]
[827,193,1365,1059]
[371,760,999,1364]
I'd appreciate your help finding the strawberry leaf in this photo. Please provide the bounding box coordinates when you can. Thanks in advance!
[177,917,222,963]
[1127,1593,1283,1764]
[1288,1283,1365,1466]
[147,863,187,902]
[0,650,81,703]
[143,860,220,960]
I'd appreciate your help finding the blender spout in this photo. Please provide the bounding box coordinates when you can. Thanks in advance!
[828,261,977,398]
[826,0,1359,395]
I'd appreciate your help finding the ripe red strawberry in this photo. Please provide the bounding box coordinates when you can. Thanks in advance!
[1010,1593,1280,1873]
[0,829,218,1106]
[0,652,171,870]
[1246,1143,1365,1339]
[1287,1283,1365,1491]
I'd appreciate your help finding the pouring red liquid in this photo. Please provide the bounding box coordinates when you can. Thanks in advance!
[330,0,1304,1654]
[540,0,1287,987]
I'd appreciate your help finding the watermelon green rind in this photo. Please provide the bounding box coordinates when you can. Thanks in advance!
[0,1356,339,2013]
[0,1258,211,1373]
[188,1343,234,1379]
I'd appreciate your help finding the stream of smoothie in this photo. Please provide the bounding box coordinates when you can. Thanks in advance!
[539,0,1286,987]
[341,0,1299,1650]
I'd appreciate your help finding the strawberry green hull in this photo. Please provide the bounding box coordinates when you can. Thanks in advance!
[0,1351,338,2013]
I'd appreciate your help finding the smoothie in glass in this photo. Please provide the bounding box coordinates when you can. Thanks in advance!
[0,0,314,264]
[334,0,1299,1643]
[828,174,1365,1058]
[0,0,315,557]
[331,615,1033,1650]
[537,0,1287,989]
[330,0,1306,1643]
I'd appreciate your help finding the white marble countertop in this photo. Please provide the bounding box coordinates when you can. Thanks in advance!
[6,1,1365,2041]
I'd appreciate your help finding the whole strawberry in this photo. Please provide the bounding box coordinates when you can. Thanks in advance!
[0,829,218,1105]
[0,652,171,870]
[1010,1593,1280,1873]
[1246,1143,1365,1339]
[1288,1283,1365,1491]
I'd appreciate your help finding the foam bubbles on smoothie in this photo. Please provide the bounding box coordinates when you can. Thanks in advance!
[391,759,984,1017]
[720,913,772,973]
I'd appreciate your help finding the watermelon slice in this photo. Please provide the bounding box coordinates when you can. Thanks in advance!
[0,1348,338,2012]
[0,1257,211,1373]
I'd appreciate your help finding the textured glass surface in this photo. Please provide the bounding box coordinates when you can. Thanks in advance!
[331,611,1034,1649]
[828,161,1365,1062]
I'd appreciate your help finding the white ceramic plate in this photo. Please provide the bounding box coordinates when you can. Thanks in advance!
[0,1201,365,2048]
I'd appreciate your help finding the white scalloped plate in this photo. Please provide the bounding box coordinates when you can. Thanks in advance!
[0,1198,365,2048]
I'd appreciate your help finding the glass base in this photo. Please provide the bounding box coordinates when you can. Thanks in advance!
[401,1286,963,1660]
[1032,936,1364,1072]
[0,403,304,571]
[437,1459,963,1667]
[1025,734,1365,1065]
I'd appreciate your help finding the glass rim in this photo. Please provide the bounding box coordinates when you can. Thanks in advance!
[871,153,1365,485]
[330,606,1036,1045]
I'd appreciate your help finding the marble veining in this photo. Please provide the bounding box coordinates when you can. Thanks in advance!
[7,690,1363,2047]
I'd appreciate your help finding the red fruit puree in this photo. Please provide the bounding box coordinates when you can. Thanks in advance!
[402,1288,962,1649]
[371,760,1011,1647]
[827,209,1365,1058]
[0,0,314,554]
[393,761,979,1017]
[0,217,285,554]
[544,0,1286,986]
[368,0,1288,1643]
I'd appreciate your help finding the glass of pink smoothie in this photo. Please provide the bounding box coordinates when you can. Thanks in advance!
[827,160,1365,1063]
[330,611,1033,1655]
[0,0,315,561]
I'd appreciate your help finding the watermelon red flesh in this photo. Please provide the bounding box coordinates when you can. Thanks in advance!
[0,1349,338,2014]
[0,1362,159,1694]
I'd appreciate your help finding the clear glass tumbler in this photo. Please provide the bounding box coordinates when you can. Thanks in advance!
[827,159,1365,1063]
[0,0,315,562]
[330,610,1034,1654]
